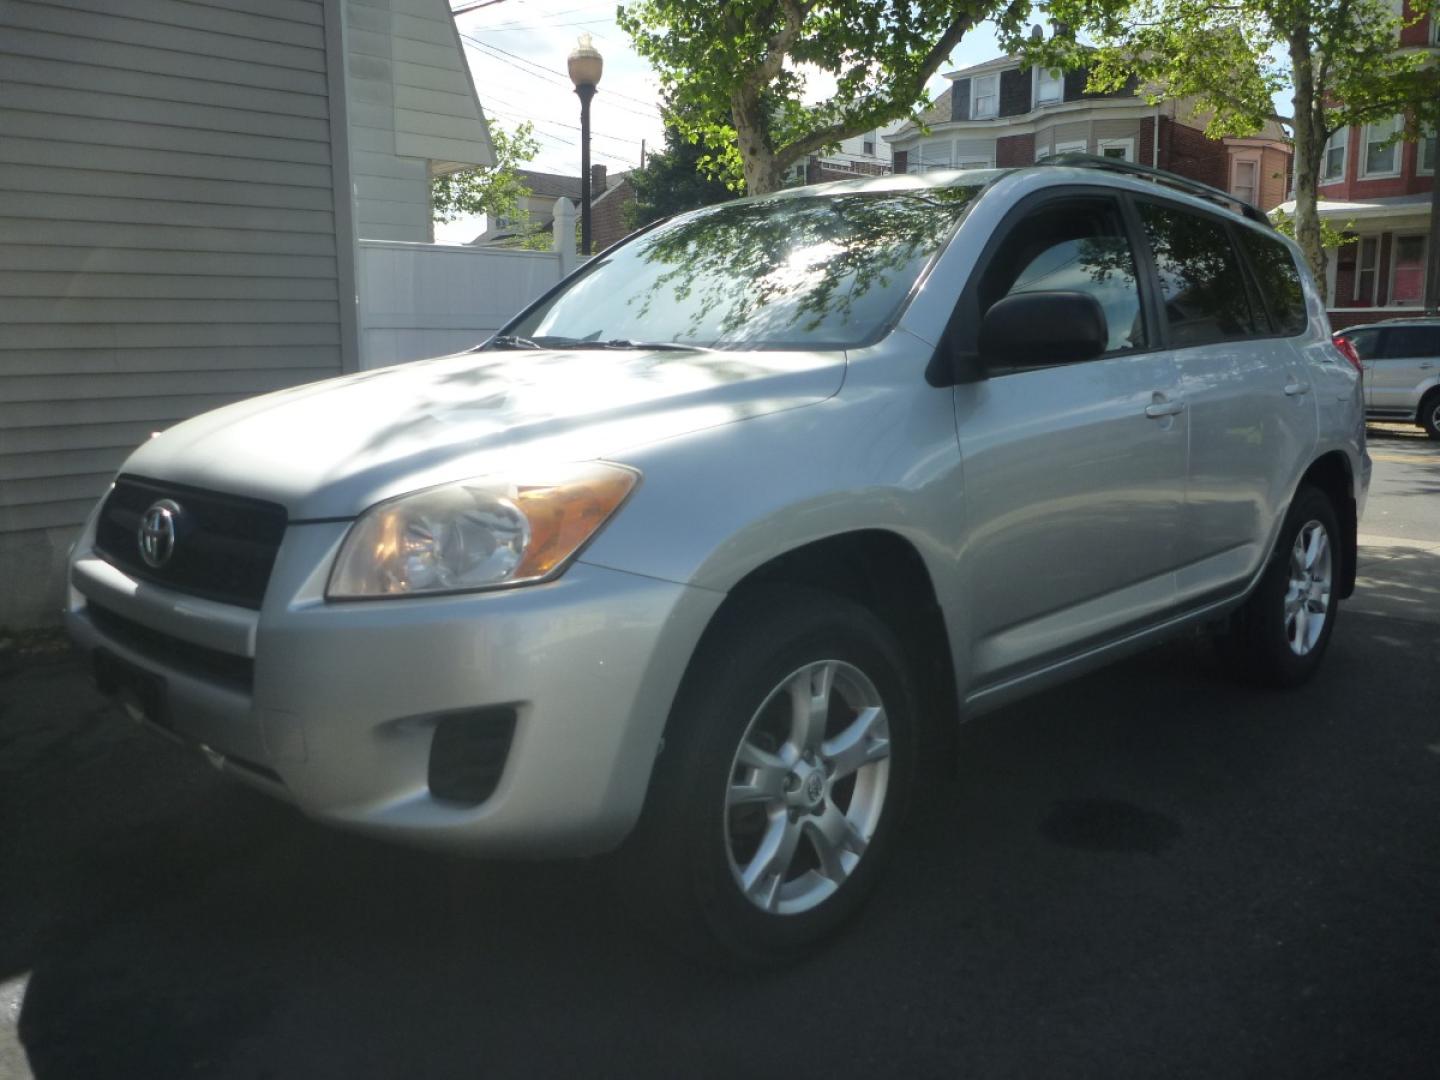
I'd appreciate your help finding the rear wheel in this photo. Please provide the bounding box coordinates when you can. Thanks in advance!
[1420,390,1440,440]
[1218,484,1340,688]
[619,586,917,966]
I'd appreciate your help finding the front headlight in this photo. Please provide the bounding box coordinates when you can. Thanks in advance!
[327,462,638,599]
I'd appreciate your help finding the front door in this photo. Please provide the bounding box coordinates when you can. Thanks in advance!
[954,193,1186,684]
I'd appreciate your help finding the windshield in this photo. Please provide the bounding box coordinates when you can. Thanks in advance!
[499,186,983,351]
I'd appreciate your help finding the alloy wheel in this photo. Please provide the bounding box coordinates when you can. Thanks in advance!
[1284,519,1332,656]
[723,660,892,915]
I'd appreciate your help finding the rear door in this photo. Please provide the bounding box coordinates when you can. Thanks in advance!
[1369,325,1440,415]
[1135,201,1318,602]
[952,190,1187,683]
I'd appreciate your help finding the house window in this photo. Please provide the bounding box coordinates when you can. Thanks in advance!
[1055,139,1087,157]
[1362,116,1402,176]
[1034,66,1063,106]
[1355,237,1378,303]
[1391,235,1426,306]
[971,74,999,119]
[1421,126,1436,174]
[1098,138,1135,162]
[863,138,875,156]
[1320,128,1347,183]
[1232,159,1258,204]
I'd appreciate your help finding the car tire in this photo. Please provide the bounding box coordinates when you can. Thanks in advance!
[1218,484,1341,689]
[617,585,918,967]
[1420,390,1440,440]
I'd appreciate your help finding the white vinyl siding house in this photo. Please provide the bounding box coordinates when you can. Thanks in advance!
[344,0,492,242]
[0,0,494,626]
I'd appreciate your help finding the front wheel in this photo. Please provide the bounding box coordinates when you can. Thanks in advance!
[618,586,917,966]
[1218,484,1341,688]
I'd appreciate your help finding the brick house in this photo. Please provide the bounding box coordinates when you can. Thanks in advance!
[1274,6,1438,329]
[885,49,1291,211]
[469,164,634,249]
[784,126,900,186]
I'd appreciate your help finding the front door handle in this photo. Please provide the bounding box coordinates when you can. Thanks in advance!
[1145,395,1185,419]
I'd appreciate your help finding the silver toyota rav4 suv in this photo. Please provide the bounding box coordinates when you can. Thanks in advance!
[66,158,1370,962]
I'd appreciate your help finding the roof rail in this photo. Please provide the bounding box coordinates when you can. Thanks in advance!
[1035,152,1272,227]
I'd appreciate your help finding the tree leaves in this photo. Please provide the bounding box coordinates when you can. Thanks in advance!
[618,0,1017,194]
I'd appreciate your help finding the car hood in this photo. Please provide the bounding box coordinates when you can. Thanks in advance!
[120,347,845,519]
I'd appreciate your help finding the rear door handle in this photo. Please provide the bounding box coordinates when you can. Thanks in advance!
[1145,397,1185,418]
[1284,380,1311,396]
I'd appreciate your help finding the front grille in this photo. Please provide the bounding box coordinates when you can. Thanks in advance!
[87,602,255,692]
[94,475,287,609]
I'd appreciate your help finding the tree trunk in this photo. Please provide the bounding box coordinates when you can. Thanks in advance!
[731,89,786,195]
[1288,34,1328,298]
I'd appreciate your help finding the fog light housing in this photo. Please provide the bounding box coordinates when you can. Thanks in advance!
[427,706,518,806]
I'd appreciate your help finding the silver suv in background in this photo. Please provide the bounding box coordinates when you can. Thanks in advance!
[1333,318,1440,438]
[65,158,1369,964]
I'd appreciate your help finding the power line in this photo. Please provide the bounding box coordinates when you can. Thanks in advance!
[483,17,614,32]
[462,34,663,113]
[461,37,663,123]
[485,106,645,147]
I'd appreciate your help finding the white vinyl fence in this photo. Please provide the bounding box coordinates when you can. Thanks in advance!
[357,199,582,368]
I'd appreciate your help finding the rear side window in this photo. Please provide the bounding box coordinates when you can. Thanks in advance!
[1235,229,1308,336]
[1138,201,1260,347]
[1343,328,1383,360]
[1381,326,1440,359]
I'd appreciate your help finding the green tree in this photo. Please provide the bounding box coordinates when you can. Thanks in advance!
[625,125,739,229]
[618,0,1031,195]
[431,121,550,247]
[1022,0,1440,293]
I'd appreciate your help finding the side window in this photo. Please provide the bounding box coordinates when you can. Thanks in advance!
[1234,228,1308,337]
[1382,327,1440,359]
[979,198,1147,355]
[1139,201,1261,347]
[1345,329,1383,361]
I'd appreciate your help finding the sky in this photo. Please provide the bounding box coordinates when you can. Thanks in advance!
[438,0,1016,241]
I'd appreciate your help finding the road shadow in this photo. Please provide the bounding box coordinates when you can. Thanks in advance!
[3,603,1438,1079]
[1353,543,1440,623]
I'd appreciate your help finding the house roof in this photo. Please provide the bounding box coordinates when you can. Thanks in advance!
[516,169,586,200]
[888,86,955,141]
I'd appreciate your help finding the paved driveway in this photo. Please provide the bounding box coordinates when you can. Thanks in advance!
[1,435,1436,1080]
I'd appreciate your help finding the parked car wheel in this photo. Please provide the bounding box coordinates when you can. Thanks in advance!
[1219,485,1340,688]
[619,586,917,966]
[1420,389,1440,440]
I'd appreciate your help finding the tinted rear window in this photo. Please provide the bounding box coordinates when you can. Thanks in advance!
[1382,326,1440,359]
[1235,228,1308,336]
[1139,202,1260,347]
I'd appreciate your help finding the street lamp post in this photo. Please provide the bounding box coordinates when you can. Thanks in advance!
[567,33,603,256]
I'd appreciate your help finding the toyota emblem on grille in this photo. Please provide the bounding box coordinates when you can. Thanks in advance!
[138,499,182,568]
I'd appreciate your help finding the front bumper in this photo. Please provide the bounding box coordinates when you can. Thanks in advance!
[66,518,722,857]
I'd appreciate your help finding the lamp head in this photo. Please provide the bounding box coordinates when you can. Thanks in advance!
[568,32,603,89]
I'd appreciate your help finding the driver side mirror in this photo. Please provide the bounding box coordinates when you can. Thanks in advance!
[977,291,1109,370]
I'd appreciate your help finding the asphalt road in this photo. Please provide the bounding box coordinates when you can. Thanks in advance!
[2,433,1436,1080]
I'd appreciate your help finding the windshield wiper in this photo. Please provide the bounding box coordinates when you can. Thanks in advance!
[565,339,712,352]
[485,334,544,350]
